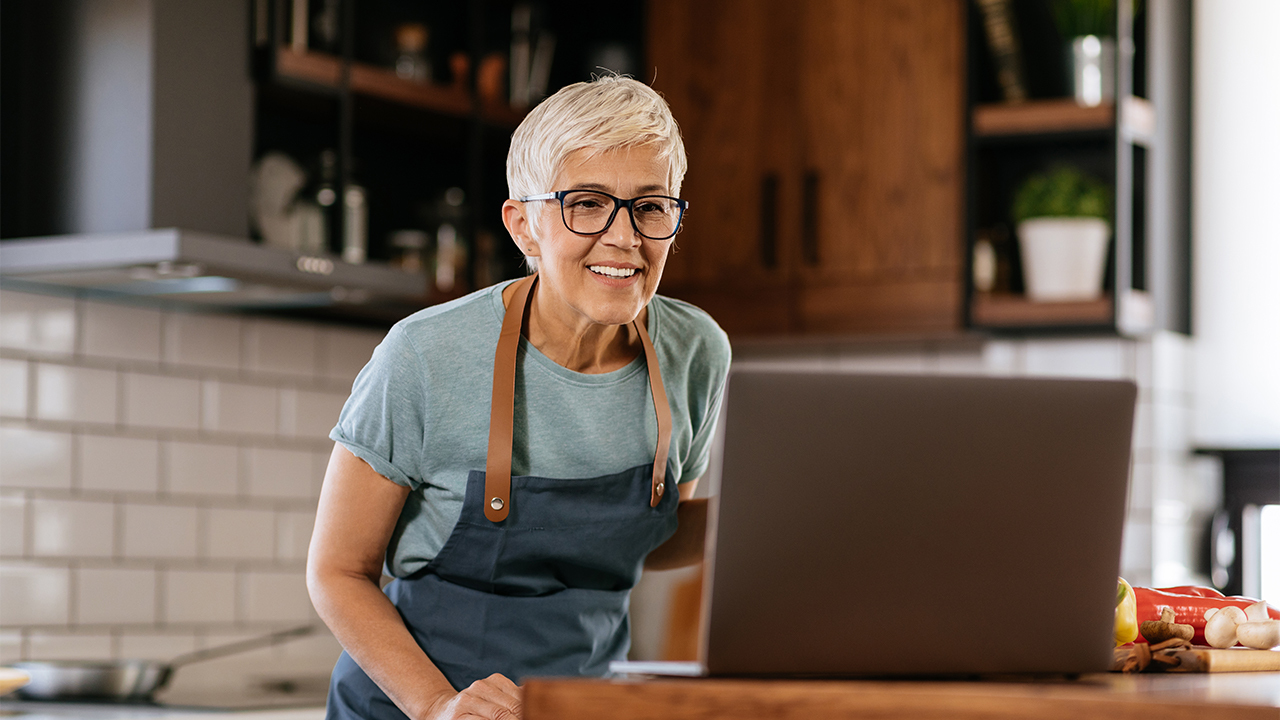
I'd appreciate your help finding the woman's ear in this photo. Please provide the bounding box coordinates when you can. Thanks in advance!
[502,199,541,259]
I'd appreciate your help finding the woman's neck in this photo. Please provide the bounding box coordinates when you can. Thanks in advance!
[502,280,645,374]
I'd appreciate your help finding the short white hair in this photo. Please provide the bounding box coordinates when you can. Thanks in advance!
[507,75,688,271]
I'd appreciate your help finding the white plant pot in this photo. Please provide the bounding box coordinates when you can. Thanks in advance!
[1017,217,1110,301]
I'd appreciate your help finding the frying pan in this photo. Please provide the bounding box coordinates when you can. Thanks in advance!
[8,625,316,701]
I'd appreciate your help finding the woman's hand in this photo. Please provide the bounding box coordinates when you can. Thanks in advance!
[424,674,523,719]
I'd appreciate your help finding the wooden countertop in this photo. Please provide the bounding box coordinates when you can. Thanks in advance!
[524,672,1280,720]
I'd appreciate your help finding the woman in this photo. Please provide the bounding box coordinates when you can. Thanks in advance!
[308,76,731,720]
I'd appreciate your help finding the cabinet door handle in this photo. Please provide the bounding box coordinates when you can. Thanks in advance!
[802,170,819,265]
[759,174,779,269]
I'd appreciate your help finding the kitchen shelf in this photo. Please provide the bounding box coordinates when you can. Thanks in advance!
[970,293,1113,327]
[972,98,1113,137]
[275,48,524,128]
[972,96,1155,145]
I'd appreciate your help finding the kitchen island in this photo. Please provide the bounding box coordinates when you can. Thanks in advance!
[524,671,1280,719]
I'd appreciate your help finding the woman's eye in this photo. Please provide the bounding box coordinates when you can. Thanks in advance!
[635,201,667,215]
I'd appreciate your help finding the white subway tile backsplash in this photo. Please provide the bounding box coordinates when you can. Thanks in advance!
[277,510,315,561]
[0,631,21,663]
[932,349,987,375]
[312,451,332,496]
[320,327,384,383]
[834,350,928,374]
[77,567,157,625]
[244,320,320,378]
[31,499,114,557]
[80,435,160,494]
[164,569,237,624]
[166,441,239,496]
[119,633,198,660]
[1120,520,1153,587]
[163,313,241,371]
[0,290,76,355]
[0,495,26,555]
[27,633,113,660]
[81,302,162,363]
[1151,331,1193,402]
[1023,338,1129,379]
[205,508,274,560]
[242,571,313,623]
[0,357,29,417]
[981,340,1022,375]
[123,373,200,430]
[35,364,118,424]
[202,381,278,436]
[0,427,73,490]
[0,564,71,625]
[280,388,346,439]
[245,448,315,500]
[122,504,198,559]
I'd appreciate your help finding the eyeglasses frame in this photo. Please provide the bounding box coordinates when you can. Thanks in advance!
[519,190,689,241]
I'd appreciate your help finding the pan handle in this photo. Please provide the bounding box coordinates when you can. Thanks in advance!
[166,624,318,669]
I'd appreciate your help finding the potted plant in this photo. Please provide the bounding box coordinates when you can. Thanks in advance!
[1011,165,1112,301]
[1053,0,1116,106]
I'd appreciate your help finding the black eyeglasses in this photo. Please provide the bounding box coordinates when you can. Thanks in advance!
[520,190,689,240]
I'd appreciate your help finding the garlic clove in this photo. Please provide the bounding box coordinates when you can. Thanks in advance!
[1235,621,1280,650]
[1244,601,1270,623]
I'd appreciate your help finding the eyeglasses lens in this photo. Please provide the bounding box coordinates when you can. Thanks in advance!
[562,191,680,239]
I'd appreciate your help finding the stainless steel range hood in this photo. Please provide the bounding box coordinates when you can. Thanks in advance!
[0,229,427,315]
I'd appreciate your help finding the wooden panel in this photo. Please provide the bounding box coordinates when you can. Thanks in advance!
[660,283,794,339]
[524,676,1280,720]
[648,0,797,294]
[797,0,965,280]
[973,99,1115,136]
[798,276,961,334]
[971,293,1113,327]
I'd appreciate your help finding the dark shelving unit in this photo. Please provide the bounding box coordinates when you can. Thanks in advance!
[963,0,1190,335]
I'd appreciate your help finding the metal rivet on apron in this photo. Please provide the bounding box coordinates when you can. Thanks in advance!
[490,497,504,511]
[656,483,664,496]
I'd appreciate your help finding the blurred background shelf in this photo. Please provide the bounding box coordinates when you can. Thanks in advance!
[973,98,1113,137]
[970,293,1112,327]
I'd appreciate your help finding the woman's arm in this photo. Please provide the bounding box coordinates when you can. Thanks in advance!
[643,479,708,570]
[308,444,522,720]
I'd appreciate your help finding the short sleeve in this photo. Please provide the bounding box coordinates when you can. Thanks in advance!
[679,323,732,484]
[330,324,427,489]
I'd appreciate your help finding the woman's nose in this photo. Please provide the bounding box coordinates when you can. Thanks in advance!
[600,209,644,248]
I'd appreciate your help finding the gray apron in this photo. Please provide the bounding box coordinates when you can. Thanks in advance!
[326,274,679,719]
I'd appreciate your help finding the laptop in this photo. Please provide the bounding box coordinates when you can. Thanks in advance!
[613,369,1136,678]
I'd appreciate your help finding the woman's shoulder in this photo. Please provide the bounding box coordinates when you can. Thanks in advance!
[390,281,512,348]
[650,294,732,369]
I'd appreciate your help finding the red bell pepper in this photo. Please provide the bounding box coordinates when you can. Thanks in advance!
[1133,586,1280,645]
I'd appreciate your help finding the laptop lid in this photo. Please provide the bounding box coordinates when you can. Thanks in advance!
[699,370,1136,676]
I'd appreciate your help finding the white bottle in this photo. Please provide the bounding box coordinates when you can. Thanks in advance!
[342,184,367,264]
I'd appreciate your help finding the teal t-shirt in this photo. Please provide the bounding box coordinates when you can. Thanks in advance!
[331,279,732,578]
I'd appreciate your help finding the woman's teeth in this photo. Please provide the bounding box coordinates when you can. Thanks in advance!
[589,266,637,278]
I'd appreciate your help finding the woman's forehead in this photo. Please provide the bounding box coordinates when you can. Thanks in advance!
[554,146,670,194]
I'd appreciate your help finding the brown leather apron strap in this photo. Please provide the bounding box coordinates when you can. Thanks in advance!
[483,273,673,522]
[634,310,671,507]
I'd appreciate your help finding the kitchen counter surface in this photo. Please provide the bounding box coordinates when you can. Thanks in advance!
[524,671,1280,720]
[0,701,324,720]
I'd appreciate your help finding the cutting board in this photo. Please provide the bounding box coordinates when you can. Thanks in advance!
[1113,646,1280,672]
[1170,647,1280,672]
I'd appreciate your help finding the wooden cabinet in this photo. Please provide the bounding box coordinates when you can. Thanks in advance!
[649,0,966,337]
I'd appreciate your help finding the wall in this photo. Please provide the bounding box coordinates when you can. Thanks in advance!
[0,287,1210,679]
[1192,0,1280,446]
[0,287,382,698]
